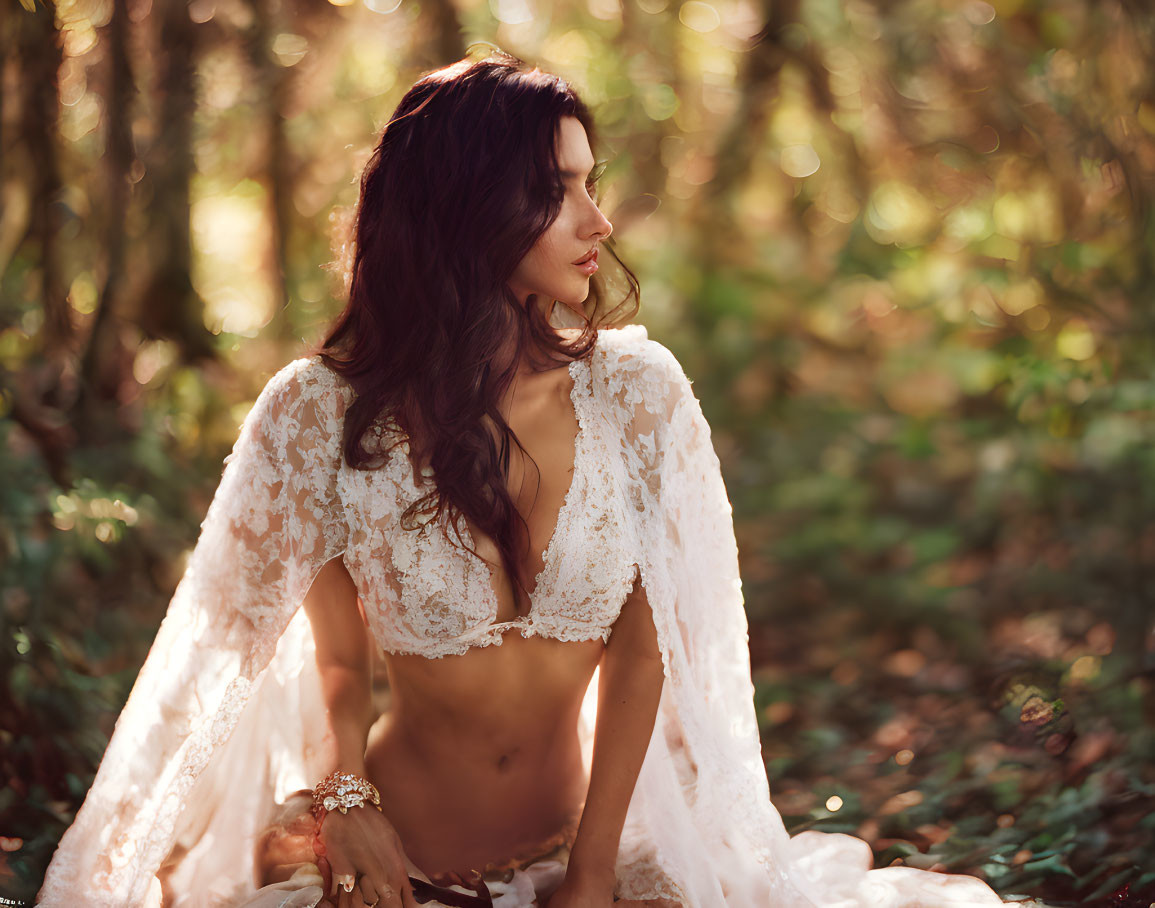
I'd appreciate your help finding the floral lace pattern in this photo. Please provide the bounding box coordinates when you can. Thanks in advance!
[338,351,641,659]
[37,358,356,907]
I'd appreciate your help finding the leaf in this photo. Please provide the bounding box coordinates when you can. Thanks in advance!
[1021,853,1077,878]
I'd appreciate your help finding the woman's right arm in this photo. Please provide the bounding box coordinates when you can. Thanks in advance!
[304,556,418,908]
[305,555,375,776]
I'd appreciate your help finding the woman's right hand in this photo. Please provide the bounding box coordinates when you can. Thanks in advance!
[318,806,419,908]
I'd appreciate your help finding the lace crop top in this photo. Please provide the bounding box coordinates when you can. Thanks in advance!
[266,345,641,659]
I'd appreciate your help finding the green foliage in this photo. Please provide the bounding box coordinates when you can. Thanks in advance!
[4,0,1155,902]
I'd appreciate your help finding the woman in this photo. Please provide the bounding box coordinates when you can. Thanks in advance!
[37,51,1015,907]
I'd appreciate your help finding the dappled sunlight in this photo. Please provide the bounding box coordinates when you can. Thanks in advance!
[191,183,277,336]
[4,0,1154,902]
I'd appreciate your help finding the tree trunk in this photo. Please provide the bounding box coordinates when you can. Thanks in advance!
[75,0,138,437]
[16,0,70,358]
[135,0,218,365]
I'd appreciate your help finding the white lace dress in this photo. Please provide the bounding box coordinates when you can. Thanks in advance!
[37,325,1014,907]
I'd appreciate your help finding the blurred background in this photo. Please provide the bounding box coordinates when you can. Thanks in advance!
[2,0,1154,903]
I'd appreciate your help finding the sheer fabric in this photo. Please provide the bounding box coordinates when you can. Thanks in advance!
[38,324,1012,907]
[342,352,639,657]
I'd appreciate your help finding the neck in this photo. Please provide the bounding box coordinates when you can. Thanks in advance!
[492,297,573,380]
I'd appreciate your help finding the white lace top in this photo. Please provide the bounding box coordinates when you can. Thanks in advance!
[337,352,640,658]
[38,324,1012,908]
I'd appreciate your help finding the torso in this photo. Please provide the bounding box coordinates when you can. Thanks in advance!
[365,635,599,876]
[363,330,602,876]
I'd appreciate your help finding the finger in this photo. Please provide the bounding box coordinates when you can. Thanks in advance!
[349,884,369,908]
[377,878,401,908]
[381,864,412,908]
[356,876,380,908]
[359,873,396,908]
[316,855,334,902]
[398,876,420,908]
[393,857,420,908]
[330,868,358,900]
[325,854,349,892]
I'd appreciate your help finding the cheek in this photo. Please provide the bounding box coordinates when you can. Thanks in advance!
[513,215,577,288]
[523,235,569,282]
[536,227,567,264]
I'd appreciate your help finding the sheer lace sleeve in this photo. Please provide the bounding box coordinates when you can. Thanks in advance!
[37,357,351,907]
[591,327,796,904]
[590,325,1009,907]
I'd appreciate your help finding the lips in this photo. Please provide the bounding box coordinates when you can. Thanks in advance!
[573,248,598,265]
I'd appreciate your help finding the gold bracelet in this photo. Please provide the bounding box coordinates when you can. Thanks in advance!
[312,770,383,815]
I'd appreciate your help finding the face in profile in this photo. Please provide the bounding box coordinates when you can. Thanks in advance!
[508,116,614,317]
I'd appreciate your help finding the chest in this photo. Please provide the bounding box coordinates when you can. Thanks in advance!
[336,359,640,660]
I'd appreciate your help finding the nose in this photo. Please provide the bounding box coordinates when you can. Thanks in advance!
[586,199,613,241]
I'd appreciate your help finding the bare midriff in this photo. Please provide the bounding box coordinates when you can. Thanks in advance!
[365,328,602,877]
[364,628,604,878]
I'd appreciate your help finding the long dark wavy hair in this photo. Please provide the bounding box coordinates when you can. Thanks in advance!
[311,48,640,603]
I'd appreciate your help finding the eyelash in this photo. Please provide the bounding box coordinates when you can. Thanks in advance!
[583,163,607,201]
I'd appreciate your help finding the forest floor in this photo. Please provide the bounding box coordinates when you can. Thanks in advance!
[750,605,1155,908]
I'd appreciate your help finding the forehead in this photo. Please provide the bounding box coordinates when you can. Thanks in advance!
[555,117,594,169]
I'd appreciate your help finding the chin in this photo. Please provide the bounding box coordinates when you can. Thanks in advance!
[526,281,588,311]
[556,282,592,308]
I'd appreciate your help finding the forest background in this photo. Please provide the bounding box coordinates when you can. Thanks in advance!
[1,0,1153,904]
